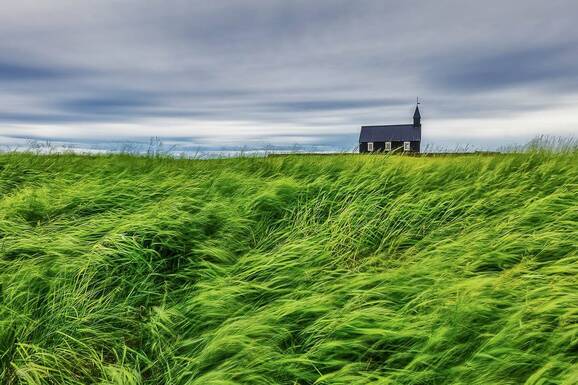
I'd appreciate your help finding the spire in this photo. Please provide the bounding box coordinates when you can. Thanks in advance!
[413,98,421,128]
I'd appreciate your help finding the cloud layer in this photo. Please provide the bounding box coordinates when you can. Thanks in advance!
[0,0,577,150]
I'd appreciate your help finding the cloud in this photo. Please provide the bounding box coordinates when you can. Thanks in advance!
[0,0,576,150]
[0,62,69,81]
[264,98,404,112]
[58,95,157,115]
[429,44,578,92]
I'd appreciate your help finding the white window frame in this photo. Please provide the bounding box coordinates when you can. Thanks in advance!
[367,142,374,152]
[385,141,391,151]
[403,141,411,151]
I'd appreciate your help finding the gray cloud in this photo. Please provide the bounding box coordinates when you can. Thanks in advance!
[0,0,577,150]
[58,94,157,115]
[429,43,578,92]
[0,61,69,81]
[264,98,404,112]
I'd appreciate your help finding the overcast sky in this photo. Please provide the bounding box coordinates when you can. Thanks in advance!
[0,0,577,151]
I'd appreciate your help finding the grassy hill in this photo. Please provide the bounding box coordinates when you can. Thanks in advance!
[0,151,576,385]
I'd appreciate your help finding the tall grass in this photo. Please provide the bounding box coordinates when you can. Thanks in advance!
[0,150,576,384]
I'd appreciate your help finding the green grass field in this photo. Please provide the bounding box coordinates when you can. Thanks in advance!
[0,151,577,385]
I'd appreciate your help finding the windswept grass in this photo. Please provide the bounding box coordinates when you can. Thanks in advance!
[0,151,576,385]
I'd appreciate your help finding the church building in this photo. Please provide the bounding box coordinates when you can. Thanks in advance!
[359,103,422,153]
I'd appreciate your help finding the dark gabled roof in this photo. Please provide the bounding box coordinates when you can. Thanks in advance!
[359,124,421,142]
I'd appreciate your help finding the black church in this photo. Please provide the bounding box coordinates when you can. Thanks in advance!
[359,103,422,153]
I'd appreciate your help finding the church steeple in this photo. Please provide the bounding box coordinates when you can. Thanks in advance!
[413,98,421,128]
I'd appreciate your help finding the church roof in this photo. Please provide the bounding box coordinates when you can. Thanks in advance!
[359,124,421,142]
[413,106,421,119]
